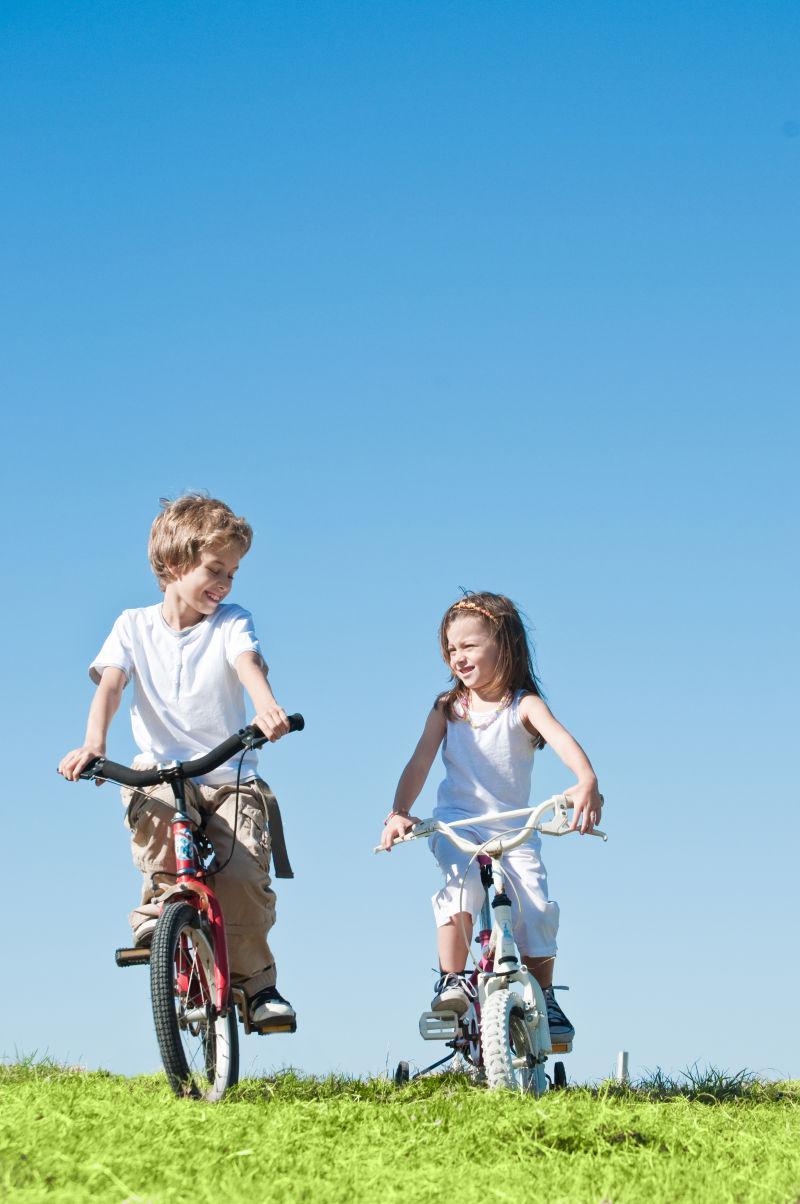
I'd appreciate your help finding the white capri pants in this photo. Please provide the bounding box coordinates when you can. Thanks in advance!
[430,829,559,958]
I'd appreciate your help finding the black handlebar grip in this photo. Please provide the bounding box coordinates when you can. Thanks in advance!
[79,758,165,787]
[243,713,305,739]
[77,756,104,780]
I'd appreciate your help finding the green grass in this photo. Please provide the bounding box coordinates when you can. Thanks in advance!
[2,1062,799,1203]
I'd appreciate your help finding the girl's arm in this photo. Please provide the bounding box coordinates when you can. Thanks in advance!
[520,694,603,834]
[380,705,447,851]
[58,667,127,785]
[236,651,290,742]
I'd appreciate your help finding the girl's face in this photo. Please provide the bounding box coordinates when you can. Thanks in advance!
[446,615,502,694]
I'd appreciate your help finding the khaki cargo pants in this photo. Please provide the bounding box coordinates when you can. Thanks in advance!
[122,776,284,1000]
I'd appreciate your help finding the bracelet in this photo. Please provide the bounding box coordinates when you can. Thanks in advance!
[383,809,410,826]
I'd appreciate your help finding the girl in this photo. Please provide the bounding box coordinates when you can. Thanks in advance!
[380,592,603,1042]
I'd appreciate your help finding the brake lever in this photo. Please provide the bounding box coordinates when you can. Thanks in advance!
[76,757,105,781]
[538,796,608,841]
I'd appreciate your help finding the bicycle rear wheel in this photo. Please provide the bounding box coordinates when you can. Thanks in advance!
[481,989,547,1096]
[150,902,239,1101]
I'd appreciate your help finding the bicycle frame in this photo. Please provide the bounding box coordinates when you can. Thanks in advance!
[124,778,282,1034]
[419,850,548,1064]
[419,846,554,1064]
[83,715,304,1024]
[161,775,231,1016]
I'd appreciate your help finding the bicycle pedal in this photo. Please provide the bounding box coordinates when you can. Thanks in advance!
[253,1018,297,1036]
[418,1011,460,1041]
[231,989,297,1036]
[115,947,151,968]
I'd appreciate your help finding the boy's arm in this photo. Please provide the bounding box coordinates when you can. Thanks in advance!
[380,706,446,851]
[519,694,602,834]
[58,667,127,785]
[236,651,291,742]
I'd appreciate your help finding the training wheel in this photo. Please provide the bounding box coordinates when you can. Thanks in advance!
[394,1060,410,1087]
[552,1060,567,1089]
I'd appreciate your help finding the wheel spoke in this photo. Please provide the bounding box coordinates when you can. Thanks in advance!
[151,904,239,1101]
[173,930,216,1089]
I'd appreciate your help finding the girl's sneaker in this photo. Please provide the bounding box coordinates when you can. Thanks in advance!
[543,985,575,1043]
[431,972,475,1016]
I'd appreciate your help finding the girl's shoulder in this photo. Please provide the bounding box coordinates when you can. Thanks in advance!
[515,691,548,748]
[509,689,534,717]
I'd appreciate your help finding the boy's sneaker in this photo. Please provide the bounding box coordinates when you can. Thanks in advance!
[132,918,158,949]
[431,972,476,1017]
[248,986,296,1026]
[543,985,575,1043]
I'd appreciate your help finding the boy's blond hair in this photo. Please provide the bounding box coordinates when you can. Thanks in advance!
[148,494,253,590]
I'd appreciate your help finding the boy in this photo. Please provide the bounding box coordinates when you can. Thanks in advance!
[58,494,296,1027]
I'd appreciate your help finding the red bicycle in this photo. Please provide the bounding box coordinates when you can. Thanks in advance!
[76,716,304,1101]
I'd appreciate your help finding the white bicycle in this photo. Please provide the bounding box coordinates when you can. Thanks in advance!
[379,795,606,1094]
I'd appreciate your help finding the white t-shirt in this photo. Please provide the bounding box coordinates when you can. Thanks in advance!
[90,603,263,785]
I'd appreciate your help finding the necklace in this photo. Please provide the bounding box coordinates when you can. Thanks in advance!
[461,689,512,728]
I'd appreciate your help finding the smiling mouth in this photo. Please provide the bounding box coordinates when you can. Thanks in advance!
[205,592,223,604]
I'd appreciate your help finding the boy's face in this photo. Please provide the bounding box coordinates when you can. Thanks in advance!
[166,545,242,618]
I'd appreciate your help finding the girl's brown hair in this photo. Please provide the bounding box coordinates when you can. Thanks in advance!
[437,591,546,748]
[148,493,253,590]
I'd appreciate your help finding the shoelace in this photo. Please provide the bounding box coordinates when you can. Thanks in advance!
[435,972,478,1000]
[544,987,572,1024]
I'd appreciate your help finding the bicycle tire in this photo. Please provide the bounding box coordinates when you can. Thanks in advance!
[150,902,239,1101]
[481,989,547,1095]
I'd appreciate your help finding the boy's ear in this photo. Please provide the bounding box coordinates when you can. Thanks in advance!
[163,563,180,583]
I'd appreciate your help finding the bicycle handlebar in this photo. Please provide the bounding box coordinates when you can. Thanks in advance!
[76,714,305,787]
[374,793,607,856]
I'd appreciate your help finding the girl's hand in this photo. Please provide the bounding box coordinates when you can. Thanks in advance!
[567,778,603,834]
[380,811,421,851]
[58,744,106,785]
[253,706,291,742]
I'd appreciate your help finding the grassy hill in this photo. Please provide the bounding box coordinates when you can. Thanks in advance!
[1,1063,799,1203]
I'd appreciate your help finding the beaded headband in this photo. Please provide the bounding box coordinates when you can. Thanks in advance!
[450,599,497,623]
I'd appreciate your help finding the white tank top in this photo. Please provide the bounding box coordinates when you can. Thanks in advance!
[434,690,537,830]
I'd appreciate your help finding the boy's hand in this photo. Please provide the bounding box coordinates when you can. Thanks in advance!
[567,778,603,834]
[380,812,420,851]
[58,744,106,786]
[252,706,291,742]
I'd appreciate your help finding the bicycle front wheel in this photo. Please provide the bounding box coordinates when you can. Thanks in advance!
[481,989,547,1095]
[150,902,239,1101]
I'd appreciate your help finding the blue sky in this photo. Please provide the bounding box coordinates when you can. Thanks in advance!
[2,1,798,1085]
